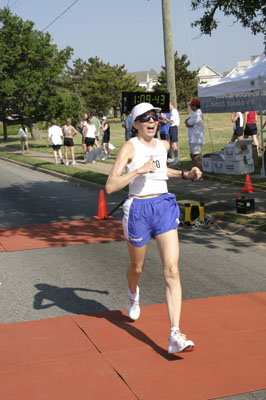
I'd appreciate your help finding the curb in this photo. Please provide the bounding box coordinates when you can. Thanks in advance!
[0,155,105,190]
[1,154,265,244]
[213,220,266,243]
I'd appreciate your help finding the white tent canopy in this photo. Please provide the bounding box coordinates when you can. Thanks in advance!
[198,53,266,176]
[198,54,266,113]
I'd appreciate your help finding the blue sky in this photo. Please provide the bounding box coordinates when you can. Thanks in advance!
[1,0,264,75]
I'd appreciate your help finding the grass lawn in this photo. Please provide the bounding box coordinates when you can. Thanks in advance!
[213,211,266,232]
[1,112,266,189]
[1,114,266,228]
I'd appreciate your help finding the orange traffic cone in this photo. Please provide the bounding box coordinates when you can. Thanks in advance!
[93,190,113,219]
[241,173,256,193]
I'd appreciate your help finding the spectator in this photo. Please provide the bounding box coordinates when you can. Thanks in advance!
[124,111,133,141]
[101,116,111,160]
[168,102,180,165]
[62,118,78,165]
[159,112,170,140]
[83,117,96,158]
[82,113,89,154]
[185,98,205,170]
[90,112,101,148]
[244,111,259,152]
[47,119,64,164]
[18,124,29,155]
[159,111,172,160]
[231,112,243,142]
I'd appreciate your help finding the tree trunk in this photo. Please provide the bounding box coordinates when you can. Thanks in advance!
[3,121,8,141]
[29,123,41,141]
[113,107,120,118]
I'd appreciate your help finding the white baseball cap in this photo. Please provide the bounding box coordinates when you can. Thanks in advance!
[102,116,107,120]
[131,102,161,122]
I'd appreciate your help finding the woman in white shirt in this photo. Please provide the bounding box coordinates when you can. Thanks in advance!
[18,124,29,155]
[106,102,201,354]
[83,117,96,158]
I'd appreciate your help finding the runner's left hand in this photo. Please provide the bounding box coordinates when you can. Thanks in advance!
[187,167,202,180]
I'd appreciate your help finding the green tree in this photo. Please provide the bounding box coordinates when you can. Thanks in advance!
[190,0,266,51]
[66,57,139,114]
[0,8,79,140]
[153,51,198,109]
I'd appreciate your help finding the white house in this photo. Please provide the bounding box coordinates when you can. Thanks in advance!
[128,69,159,91]
[197,64,222,84]
[223,55,260,77]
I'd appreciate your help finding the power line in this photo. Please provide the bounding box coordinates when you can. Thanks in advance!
[9,0,23,8]
[42,0,79,32]
[181,0,197,70]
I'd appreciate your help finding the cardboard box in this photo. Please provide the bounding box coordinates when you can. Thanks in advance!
[209,151,225,161]
[202,156,213,172]
[210,151,225,174]
[213,160,226,174]
[225,158,254,175]
[224,139,252,161]
[252,144,259,168]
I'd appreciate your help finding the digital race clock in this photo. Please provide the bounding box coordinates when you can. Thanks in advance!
[122,92,170,113]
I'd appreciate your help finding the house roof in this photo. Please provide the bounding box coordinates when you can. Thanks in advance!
[128,69,158,84]
[198,64,222,77]
[223,68,240,78]
[149,68,158,78]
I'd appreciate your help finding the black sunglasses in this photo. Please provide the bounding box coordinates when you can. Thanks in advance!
[136,113,159,122]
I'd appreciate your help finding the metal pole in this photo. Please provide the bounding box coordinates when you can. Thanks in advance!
[161,0,177,108]
[205,115,214,152]
[259,90,265,177]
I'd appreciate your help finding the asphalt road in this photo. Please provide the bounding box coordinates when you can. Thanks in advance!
[1,159,266,399]
[1,158,266,324]
[0,158,125,227]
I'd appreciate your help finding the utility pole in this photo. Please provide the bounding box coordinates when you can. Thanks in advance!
[161,0,177,108]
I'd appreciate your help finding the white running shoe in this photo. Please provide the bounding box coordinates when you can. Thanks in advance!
[168,331,194,354]
[126,286,140,321]
[72,161,76,165]
[168,159,180,166]
[66,161,69,166]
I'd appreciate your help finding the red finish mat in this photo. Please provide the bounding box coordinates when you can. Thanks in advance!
[0,219,124,252]
[0,317,134,400]
[0,292,266,399]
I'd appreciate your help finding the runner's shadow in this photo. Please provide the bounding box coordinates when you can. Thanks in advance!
[33,284,109,315]
[93,310,182,361]
[33,283,181,361]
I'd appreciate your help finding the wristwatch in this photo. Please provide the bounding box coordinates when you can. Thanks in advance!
[181,171,187,179]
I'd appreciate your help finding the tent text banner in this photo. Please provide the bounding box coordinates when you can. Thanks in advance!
[200,89,266,113]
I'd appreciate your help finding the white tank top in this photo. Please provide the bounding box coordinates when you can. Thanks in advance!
[127,137,168,196]
[85,123,96,138]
